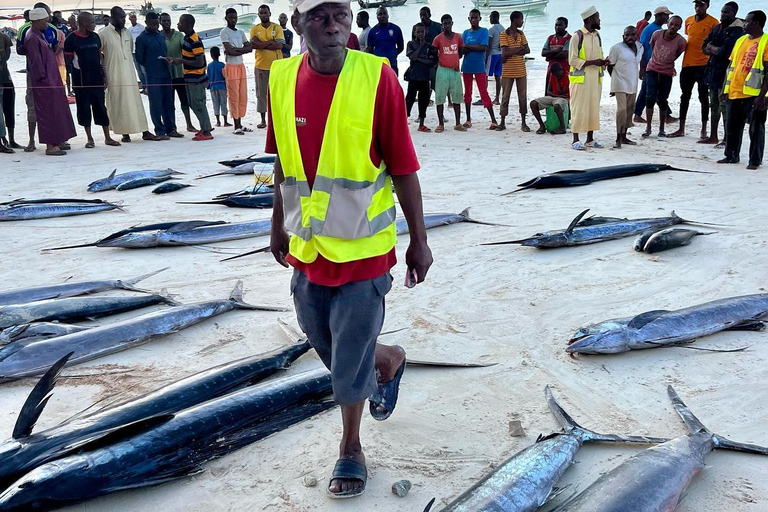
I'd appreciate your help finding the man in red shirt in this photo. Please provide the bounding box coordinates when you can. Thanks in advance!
[267,0,432,499]
[541,16,571,94]
[529,61,569,134]
[636,10,652,38]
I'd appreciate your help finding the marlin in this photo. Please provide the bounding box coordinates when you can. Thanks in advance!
[0,199,123,221]
[0,293,177,330]
[196,162,274,180]
[46,219,273,250]
[423,386,667,512]
[0,340,311,488]
[567,293,768,355]
[502,163,710,195]
[212,183,274,200]
[218,154,276,168]
[177,193,274,209]
[0,366,333,511]
[87,169,183,192]
[221,208,500,261]
[115,175,176,191]
[484,209,697,248]
[0,268,165,306]
[551,386,768,512]
[0,281,286,381]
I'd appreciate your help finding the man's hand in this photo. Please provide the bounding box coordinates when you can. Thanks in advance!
[720,93,727,103]
[639,68,645,80]
[270,227,290,267]
[405,239,432,284]
[756,95,767,111]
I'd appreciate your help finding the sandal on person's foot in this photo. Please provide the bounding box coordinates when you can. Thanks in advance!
[85,141,95,149]
[257,122,267,129]
[233,128,244,135]
[59,143,71,150]
[121,135,131,143]
[488,123,499,130]
[657,131,666,138]
[369,358,406,421]
[641,131,651,138]
[495,125,506,131]
[24,144,36,152]
[462,121,472,128]
[521,124,531,133]
[327,459,367,499]
[454,124,467,132]
[572,141,586,150]
[241,126,253,132]
[45,148,66,156]
[434,125,445,133]
[105,139,121,146]
[417,125,431,132]
[535,126,546,134]
[586,140,603,148]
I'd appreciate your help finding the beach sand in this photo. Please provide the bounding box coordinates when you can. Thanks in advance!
[2,48,768,511]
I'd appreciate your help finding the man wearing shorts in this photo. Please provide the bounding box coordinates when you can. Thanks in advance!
[432,14,464,132]
[530,61,568,134]
[486,11,503,105]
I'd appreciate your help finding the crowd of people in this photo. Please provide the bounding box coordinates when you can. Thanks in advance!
[0,2,765,167]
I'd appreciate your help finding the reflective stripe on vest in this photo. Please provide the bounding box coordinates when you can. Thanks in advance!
[569,27,604,84]
[724,33,768,96]
[269,51,398,264]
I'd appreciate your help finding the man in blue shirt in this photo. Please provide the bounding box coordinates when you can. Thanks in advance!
[366,7,404,76]
[634,6,676,122]
[136,12,178,139]
[462,9,498,129]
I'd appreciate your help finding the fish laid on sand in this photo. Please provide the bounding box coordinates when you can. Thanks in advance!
[115,175,175,191]
[0,199,123,221]
[551,386,768,512]
[0,268,166,306]
[0,341,311,487]
[87,169,183,192]
[47,219,273,250]
[635,228,715,254]
[0,322,90,345]
[222,208,500,261]
[502,163,709,195]
[178,193,275,209]
[0,293,177,330]
[212,183,273,200]
[218,154,276,168]
[484,209,695,248]
[0,281,287,381]
[196,162,274,180]
[423,386,667,512]
[567,293,768,355]
[0,365,333,511]
[152,182,192,194]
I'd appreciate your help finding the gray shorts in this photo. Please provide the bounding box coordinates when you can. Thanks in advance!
[254,68,269,114]
[291,269,391,405]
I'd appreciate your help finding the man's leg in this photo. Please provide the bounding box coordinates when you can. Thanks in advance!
[615,92,626,148]
[162,85,177,136]
[2,81,19,148]
[147,83,164,136]
[450,70,464,130]
[517,76,530,132]
[719,98,748,164]
[405,80,418,117]
[530,99,545,133]
[256,68,268,128]
[747,107,766,170]
[174,78,197,132]
[643,71,658,137]
[462,72,473,125]
[499,77,512,129]
[622,93,637,145]
[24,80,36,151]
[91,88,119,146]
[187,83,213,137]
[417,80,430,128]
[669,66,694,137]
[696,67,709,139]
[657,74,672,137]
[475,73,497,126]
[701,87,721,144]
[634,77,647,123]
[74,89,94,146]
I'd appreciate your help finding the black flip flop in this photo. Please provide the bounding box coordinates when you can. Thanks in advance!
[327,459,367,499]
[369,358,406,421]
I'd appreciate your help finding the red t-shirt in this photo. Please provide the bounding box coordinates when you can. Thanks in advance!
[347,32,361,50]
[432,32,463,70]
[266,53,420,287]
[548,72,570,99]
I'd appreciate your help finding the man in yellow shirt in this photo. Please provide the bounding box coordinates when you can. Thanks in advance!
[718,10,768,170]
[250,4,284,129]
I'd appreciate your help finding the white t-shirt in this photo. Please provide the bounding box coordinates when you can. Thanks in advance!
[608,41,644,94]
[220,26,248,65]
[359,26,371,52]
[129,23,144,51]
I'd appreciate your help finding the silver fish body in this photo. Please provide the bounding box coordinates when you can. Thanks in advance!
[97,220,272,248]
[0,201,121,221]
[115,175,174,191]
[87,169,182,192]
[0,322,90,344]
[643,229,711,254]
[519,216,683,248]
[567,294,768,354]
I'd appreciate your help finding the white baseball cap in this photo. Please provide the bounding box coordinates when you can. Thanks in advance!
[293,0,351,13]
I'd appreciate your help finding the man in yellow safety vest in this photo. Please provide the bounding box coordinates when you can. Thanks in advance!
[568,5,610,150]
[718,9,768,170]
[267,0,433,499]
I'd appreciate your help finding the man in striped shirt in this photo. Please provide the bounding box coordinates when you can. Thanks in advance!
[168,13,213,140]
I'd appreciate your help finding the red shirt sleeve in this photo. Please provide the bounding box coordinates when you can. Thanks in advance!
[372,63,419,176]
[347,33,361,51]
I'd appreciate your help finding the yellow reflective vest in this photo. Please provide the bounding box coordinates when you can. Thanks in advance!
[269,51,397,264]
[724,33,768,97]
[569,27,603,84]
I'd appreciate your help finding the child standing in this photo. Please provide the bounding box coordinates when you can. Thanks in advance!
[405,23,436,132]
[432,14,465,133]
[207,46,230,127]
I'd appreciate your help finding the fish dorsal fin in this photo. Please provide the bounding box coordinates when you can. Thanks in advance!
[108,169,116,179]
[627,310,670,329]
[166,220,227,233]
[13,353,73,438]
[565,209,591,234]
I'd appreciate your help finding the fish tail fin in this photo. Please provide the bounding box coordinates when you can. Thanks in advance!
[118,267,169,292]
[13,352,73,438]
[229,281,289,312]
[667,386,768,455]
[546,385,668,445]
[219,246,269,262]
[159,288,182,306]
[423,498,437,512]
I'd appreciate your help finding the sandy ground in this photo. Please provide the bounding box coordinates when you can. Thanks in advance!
[2,46,768,512]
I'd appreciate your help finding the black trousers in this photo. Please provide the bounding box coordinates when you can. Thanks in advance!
[74,87,109,127]
[172,77,190,112]
[2,80,14,131]
[724,97,766,167]
[679,65,708,123]
[147,82,176,136]
[645,71,673,111]
[405,79,430,120]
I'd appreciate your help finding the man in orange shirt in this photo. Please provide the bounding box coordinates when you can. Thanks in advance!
[668,0,718,138]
